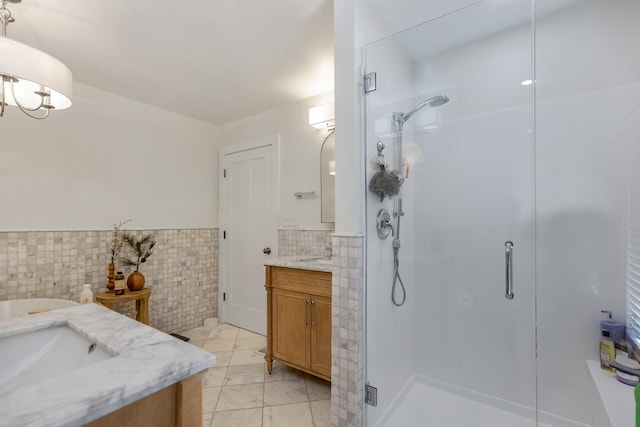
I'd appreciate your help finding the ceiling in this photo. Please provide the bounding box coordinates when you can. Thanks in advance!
[6,0,335,125]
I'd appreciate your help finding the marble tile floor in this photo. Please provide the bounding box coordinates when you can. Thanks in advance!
[180,322,331,427]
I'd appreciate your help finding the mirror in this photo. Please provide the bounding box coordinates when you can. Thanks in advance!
[320,131,336,223]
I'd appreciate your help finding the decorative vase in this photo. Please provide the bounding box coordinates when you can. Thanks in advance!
[106,263,116,291]
[127,271,145,291]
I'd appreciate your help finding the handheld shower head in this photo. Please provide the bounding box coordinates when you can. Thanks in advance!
[423,94,449,108]
[398,95,450,123]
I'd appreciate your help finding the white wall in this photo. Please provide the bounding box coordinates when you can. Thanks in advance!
[218,91,335,230]
[334,0,366,235]
[0,82,220,231]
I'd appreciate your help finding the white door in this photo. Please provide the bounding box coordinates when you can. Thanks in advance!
[221,143,277,335]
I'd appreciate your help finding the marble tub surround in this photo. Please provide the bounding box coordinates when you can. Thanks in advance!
[0,298,79,321]
[0,228,218,333]
[263,255,333,273]
[0,303,215,427]
[278,229,333,258]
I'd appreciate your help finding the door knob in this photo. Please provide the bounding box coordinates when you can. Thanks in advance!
[263,247,271,255]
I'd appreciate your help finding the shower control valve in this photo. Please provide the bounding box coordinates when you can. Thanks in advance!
[376,209,394,240]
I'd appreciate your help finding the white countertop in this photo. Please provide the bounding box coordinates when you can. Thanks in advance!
[263,256,333,272]
[0,303,215,427]
[587,360,635,427]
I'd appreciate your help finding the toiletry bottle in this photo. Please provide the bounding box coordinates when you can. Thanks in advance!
[600,339,616,372]
[80,284,93,304]
[600,310,617,373]
[114,271,125,296]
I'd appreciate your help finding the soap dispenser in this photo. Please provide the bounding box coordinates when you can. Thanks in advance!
[80,284,94,304]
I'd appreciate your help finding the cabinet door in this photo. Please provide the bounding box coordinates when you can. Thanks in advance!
[310,295,332,378]
[272,288,310,369]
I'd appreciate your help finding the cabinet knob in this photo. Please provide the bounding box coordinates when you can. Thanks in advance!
[263,247,272,254]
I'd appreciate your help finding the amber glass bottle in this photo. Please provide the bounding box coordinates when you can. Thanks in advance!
[114,271,125,296]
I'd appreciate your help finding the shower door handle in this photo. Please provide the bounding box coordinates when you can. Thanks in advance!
[505,241,514,300]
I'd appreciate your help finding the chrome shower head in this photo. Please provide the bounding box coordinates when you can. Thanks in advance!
[397,95,450,123]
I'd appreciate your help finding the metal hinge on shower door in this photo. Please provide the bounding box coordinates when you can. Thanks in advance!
[365,384,378,407]
[364,72,377,94]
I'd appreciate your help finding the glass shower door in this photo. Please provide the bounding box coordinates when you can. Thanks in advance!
[364,1,536,426]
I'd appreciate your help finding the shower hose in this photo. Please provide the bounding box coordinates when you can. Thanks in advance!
[392,238,406,306]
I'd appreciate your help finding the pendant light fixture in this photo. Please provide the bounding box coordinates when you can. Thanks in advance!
[0,0,72,119]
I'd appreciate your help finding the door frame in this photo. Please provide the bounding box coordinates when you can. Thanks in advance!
[218,135,281,326]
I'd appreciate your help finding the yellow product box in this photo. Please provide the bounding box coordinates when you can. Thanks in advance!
[600,339,616,373]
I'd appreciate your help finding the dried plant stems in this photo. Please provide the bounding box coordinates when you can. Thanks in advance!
[110,219,131,264]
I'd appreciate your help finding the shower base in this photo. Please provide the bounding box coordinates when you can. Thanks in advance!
[375,376,590,427]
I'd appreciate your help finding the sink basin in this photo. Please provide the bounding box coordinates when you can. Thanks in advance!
[0,324,114,394]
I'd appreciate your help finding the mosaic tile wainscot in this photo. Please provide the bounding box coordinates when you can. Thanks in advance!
[278,229,333,257]
[0,228,218,333]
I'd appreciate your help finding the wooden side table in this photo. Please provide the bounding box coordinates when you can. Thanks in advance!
[96,288,151,325]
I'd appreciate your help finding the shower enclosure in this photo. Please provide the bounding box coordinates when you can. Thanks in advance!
[364,1,639,426]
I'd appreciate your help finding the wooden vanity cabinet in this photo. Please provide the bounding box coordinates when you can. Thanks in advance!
[309,294,331,377]
[265,266,331,381]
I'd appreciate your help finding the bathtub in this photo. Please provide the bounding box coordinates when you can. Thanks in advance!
[0,298,79,322]
[0,323,113,394]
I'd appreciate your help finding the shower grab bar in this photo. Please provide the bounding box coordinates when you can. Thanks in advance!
[505,241,514,300]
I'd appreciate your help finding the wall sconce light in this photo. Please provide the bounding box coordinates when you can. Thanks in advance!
[309,101,335,130]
